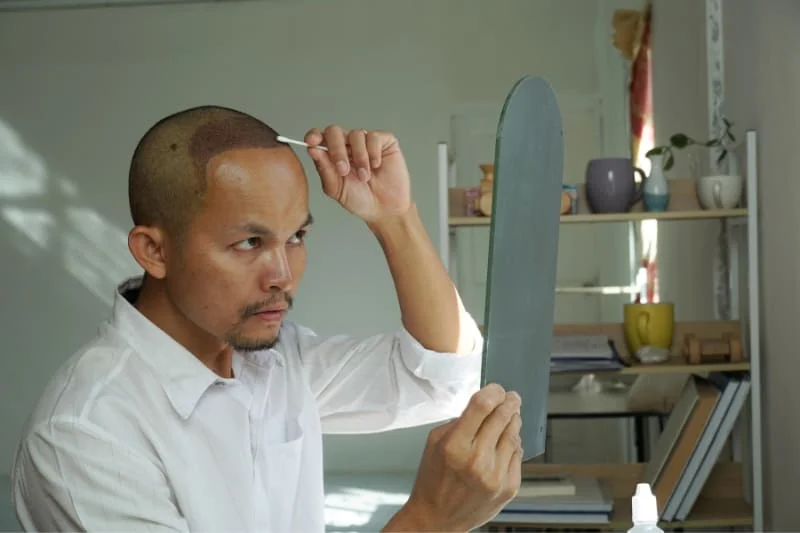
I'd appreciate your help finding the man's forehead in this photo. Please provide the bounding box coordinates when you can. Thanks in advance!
[197,149,310,230]
[206,148,308,191]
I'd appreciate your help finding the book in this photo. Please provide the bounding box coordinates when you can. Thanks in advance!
[517,474,576,498]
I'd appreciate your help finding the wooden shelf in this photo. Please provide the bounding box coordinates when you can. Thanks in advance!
[451,209,747,226]
[614,357,749,375]
[478,321,751,375]
[484,463,752,531]
[556,321,747,372]
[448,179,747,227]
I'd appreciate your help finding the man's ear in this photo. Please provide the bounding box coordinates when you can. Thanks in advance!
[128,225,170,279]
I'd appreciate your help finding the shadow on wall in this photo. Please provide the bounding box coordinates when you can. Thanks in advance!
[0,118,141,487]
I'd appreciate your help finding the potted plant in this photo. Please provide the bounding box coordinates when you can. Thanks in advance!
[645,117,737,172]
[645,118,743,210]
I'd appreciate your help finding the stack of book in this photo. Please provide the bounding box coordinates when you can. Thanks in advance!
[550,334,625,373]
[493,473,613,524]
[641,371,751,521]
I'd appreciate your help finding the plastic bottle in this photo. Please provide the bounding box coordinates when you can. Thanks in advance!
[627,483,664,533]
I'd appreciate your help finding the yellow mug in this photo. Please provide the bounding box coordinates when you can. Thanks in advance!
[623,302,674,354]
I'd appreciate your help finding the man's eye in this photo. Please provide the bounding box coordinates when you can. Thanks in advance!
[234,237,261,251]
[288,230,307,245]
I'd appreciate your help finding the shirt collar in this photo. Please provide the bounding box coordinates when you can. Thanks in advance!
[109,276,282,420]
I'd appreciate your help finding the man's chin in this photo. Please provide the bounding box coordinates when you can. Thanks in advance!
[226,317,284,352]
[227,333,280,352]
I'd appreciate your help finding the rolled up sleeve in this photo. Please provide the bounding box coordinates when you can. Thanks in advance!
[294,308,483,434]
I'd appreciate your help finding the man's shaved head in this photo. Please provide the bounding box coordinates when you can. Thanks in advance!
[128,105,283,239]
[126,104,310,358]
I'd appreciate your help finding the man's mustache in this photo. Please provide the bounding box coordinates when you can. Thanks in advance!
[241,293,294,317]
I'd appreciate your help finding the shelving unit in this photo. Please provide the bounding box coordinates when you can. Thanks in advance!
[435,131,762,531]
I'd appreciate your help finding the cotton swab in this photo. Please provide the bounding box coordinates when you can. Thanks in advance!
[276,135,328,151]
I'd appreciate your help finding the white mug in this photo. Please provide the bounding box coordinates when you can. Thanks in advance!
[697,174,743,210]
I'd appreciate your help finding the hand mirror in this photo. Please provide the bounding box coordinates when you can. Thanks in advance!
[480,75,564,461]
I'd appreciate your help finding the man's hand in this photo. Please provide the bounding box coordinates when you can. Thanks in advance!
[384,384,523,532]
[304,125,412,224]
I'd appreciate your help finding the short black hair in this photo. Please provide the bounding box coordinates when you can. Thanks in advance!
[128,105,283,239]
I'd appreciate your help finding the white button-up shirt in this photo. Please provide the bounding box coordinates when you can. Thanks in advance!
[11,278,483,532]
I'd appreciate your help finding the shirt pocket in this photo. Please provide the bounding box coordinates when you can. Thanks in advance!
[255,415,305,531]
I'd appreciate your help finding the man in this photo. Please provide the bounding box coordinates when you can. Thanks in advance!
[11,106,522,532]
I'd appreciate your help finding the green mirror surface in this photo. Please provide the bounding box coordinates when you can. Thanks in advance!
[481,75,563,461]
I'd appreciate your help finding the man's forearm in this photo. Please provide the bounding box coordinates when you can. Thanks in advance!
[368,203,471,354]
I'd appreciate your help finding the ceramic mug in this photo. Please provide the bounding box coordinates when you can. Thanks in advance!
[585,158,647,213]
[697,174,743,209]
[623,302,675,355]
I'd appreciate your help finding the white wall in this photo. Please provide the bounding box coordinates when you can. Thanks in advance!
[723,0,800,529]
[0,0,607,485]
[651,0,800,527]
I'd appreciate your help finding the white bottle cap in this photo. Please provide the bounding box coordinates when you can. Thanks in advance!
[632,483,659,524]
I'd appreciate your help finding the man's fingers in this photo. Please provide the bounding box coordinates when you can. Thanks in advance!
[365,130,383,169]
[505,445,523,497]
[303,126,392,176]
[303,128,324,147]
[347,129,371,182]
[322,124,350,177]
[494,412,522,468]
[312,156,342,199]
[427,418,458,446]
[450,384,507,442]
[473,392,520,451]
[303,130,341,198]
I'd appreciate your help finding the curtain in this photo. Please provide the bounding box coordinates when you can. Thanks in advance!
[613,0,653,164]
[613,1,656,303]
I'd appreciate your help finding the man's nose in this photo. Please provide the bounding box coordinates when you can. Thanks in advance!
[260,247,293,290]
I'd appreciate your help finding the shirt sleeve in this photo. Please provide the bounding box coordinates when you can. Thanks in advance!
[12,416,189,532]
[293,306,483,434]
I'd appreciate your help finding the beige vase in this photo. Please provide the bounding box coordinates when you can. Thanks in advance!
[477,163,494,215]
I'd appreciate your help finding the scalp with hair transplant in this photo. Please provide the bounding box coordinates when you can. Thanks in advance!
[128,105,284,239]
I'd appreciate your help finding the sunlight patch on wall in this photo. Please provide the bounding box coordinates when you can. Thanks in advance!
[324,487,408,529]
[0,118,139,305]
[64,207,139,305]
[0,121,47,199]
[0,207,52,248]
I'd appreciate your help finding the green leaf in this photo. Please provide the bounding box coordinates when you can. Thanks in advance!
[716,149,728,165]
[728,132,737,142]
[664,152,675,171]
[670,133,690,148]
[646,146,664,156]
[723,117,732,128]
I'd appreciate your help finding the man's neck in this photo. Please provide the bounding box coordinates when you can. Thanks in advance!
[132,276,235,378]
